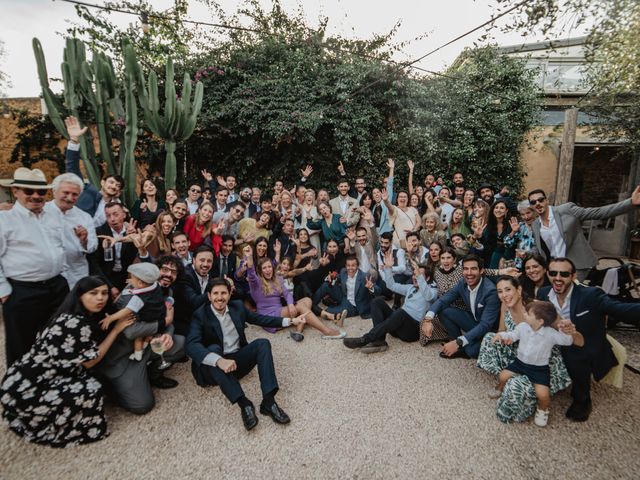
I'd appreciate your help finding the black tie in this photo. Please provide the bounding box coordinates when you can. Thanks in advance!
[220,256,227,278]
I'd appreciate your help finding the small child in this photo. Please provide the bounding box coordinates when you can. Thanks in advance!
[100,263,169,361]
[491,300,583,427]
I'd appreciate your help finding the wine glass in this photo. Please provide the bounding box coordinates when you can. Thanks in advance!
[150,336,171,370]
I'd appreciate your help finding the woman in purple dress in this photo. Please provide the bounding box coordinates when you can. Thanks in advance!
[246,256,344,342]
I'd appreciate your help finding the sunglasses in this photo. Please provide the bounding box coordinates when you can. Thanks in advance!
[21,188,48,196]
[190,188,201,193]
[548,270,572,278]
[529,197,546,205]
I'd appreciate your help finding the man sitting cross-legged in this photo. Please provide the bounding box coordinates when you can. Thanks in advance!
[424,254,500,359]
[186,278,307,431]
[343,253,437,353]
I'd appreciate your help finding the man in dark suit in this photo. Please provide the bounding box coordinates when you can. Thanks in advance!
[211,235,238,279]
[91,202,147,297]
[313,255,378,320]
[186,278,306,430]
[174,246,215,335]
[425,254,500,359]
[528,186,640,280]
[269,217,297,261]
[537,257,640,421]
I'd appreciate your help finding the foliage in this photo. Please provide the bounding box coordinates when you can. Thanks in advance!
[493,0,640,152]
[10,108,64,170]
[181,1,539,195]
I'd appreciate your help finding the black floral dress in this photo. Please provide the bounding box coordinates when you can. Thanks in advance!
[0,313,108,448]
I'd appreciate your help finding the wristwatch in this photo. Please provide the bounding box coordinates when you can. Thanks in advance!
[455,337,464,349]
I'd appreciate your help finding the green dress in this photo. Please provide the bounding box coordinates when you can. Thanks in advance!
[476,310,572,423]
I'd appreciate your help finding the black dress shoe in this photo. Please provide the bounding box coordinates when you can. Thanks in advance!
[260,401,291,424]
[150,375,178,389]
[439,349,470,359]
[343,337,367,349]
[241,404,258,431]
[361,340,389,354]
[290,331,304,342]
[566,399,592,422]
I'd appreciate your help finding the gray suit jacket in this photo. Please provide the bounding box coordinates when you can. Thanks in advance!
[532,199,635,270]
[329,196,360,226]
[99,321,159,378]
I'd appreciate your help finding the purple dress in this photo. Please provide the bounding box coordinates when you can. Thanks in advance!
[247,266,294,332]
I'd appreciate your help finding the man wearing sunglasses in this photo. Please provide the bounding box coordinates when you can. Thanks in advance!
[537,257,640,422]
[0,168,69,367]
[529,186,640,281]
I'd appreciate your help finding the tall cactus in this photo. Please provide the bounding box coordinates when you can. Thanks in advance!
[122,38,203,189]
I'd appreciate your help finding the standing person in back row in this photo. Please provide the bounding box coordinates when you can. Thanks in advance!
[0,168,69,367]
[528,186,640,280]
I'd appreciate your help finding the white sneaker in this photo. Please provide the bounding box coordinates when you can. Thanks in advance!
[488,388,502,399]
[534,408,549,427]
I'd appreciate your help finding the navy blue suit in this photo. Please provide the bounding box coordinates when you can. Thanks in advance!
[174,265,211,336]
[537,284,640,403]
[186,300,284,403]
[65,147,103,217]
[313,269,378,318]
[429,277,500,357]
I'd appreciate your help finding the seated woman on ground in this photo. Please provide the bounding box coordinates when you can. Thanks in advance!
[246,254,344,341]
[477,276,576,420]
[0,276,134,448]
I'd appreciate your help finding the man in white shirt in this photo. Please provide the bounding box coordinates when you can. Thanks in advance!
[329,180,359,226]
[0,167,69,366]
[376,232,408,308]
[45,172,98,289]
[529,186,640,280]
[185,184,202,215]
[186,278,306,430]
[170,231,192,266]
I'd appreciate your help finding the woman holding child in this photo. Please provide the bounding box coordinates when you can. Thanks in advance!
[0,276,133,447]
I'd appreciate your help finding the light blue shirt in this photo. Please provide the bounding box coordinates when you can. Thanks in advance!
[380,267,437,321]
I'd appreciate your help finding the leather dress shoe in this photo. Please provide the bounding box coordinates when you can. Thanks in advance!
[241,404,258,431]
[150,375,178,389]
[343,337,367,349]
[361,340,389,354]
[290,331,304,342]
[439,349,470,359]
[260,401,291,424]
[566,399,592,422]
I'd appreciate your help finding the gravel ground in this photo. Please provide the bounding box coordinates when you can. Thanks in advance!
[1,316,639,480]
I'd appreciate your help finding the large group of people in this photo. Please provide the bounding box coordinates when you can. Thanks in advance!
[1,114,639,447]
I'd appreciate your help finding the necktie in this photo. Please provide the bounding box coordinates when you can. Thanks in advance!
[221,256,227,278]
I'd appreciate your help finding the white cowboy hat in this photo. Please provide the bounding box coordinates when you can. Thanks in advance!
[0,167,53,189]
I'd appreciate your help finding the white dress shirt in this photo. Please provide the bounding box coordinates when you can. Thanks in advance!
[499,322,573,366]
[45,201,97,289]
[0,201,65,297]
[548,284,573,319]
[346,273,357,306]
[195,272,209,294]
[468,279,483,319]
[186,199,199,215]
[202,306,290,367]
[338,197,349,215]
[358,247,371,275]
[539,207,567,258]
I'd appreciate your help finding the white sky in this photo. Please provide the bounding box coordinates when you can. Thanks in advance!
[0,0,588,98]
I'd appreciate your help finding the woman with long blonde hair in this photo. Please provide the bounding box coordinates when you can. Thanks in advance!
[246,255,344,342]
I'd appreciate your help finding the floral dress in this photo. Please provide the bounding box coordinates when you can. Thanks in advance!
[0,314,107,447]
[476,310,572,423]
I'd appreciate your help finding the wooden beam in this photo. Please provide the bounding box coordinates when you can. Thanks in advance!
[555,107,578,204]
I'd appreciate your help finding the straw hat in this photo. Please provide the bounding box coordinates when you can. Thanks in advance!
[0,167,53,189]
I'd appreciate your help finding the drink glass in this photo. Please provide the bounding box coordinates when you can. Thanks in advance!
[103,240,114,262]
[150,336,171,370]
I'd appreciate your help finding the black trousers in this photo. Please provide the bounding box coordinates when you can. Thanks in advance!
[363,296,420,344]
[2,275,69,367]
[562,350,593,404]
[199,339,279,404]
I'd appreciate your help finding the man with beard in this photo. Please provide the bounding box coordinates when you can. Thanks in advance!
[0,167,69,366]
[376,232,407,308]
[329,179,360,226]
[538,257,640,421]
[247,187,262,218]
[345,226,378,281]
[63,116,124,227]
[212,201,246,246]
[477,182,518,215]
[174,246,215,335]
[528,186,640,280]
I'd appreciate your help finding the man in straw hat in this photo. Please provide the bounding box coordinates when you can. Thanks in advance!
[0,167,69,367]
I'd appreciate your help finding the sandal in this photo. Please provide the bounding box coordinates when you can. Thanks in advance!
[336,309,348,328]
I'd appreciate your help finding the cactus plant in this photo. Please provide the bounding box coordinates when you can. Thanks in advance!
[122,38,203,190]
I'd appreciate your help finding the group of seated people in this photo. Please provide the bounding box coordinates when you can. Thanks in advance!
[1,115,639,446]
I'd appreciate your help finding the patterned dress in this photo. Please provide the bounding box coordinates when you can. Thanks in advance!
[476,310,572,423]
[0,314,107,447]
